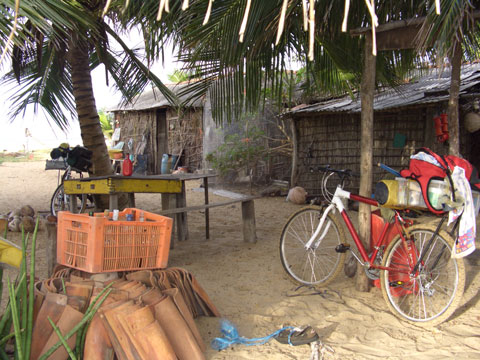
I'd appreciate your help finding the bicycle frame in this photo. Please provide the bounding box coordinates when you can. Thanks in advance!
[305,186,415,275]
[282,168,466,325]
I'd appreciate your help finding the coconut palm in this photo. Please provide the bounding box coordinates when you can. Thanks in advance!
[158,1,426,123]
[417,0,480,156]
[1,0,178,209]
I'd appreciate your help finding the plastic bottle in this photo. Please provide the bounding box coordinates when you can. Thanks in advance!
[139,211,145,222]
[112,209,119,221]
[123,153,133,176]
[161,154,170,174]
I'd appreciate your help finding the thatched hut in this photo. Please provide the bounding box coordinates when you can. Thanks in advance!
[109,84,205,174]
[110,84,293,182]
[285,64,480,196]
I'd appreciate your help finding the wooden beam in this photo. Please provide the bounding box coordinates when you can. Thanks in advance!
[375,25,422,50]
[350,11,480,35]
[350,17,427,36]
[350,11,480,50]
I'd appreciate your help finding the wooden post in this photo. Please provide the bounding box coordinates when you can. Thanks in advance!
[448,41,462,157]
[204,177,210,239]
[128,193,135,208]
[357,33,376,292]
[176,181,188,241]
[109,194,118,210]
[46,219,58,277]
[162,194,176,248]
[290,118,299,186]
[70,194,77,213]
[241,200,257,243]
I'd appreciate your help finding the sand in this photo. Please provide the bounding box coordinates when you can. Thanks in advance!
[1,160,480,359]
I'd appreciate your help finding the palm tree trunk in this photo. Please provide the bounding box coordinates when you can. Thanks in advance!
[357,33,375,292]
[448,41,462,157]
[69,32,113,210]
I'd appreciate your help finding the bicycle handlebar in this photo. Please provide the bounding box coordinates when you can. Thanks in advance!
[51,145,92,172]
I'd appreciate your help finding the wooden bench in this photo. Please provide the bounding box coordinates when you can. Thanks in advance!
[159,194,259,243]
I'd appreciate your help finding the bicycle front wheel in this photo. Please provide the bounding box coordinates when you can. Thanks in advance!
[50,184,87,216]
[380,224,465,326]
[279,206,347,286]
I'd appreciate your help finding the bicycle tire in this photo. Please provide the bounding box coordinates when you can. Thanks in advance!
[279,206,347,286]
[380,224,465,326]
[50,184,87,216]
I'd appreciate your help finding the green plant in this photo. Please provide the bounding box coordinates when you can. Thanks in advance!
[0,222,111,359]
[206,126,267,176]
[0,224,37,360]
[98,109,114,139]
[167,69,191,83]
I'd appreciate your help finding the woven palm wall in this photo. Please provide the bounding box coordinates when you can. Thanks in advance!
[114,107,204,174]
[293,106,432,196]
[166,107,204,172]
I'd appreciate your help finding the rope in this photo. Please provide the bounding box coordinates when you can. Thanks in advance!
[211,319,294,351]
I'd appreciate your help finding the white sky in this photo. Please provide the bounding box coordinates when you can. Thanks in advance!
[0,30,178,152]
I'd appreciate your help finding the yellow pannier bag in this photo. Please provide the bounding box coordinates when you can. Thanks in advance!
[0,237,22,268]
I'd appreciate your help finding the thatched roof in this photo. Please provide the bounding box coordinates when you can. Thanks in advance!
[286,63,480,116]
[108,83,204,112]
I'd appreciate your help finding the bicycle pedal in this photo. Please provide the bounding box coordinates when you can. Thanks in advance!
[335,244,350,253]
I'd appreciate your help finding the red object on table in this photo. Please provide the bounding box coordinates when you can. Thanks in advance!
[122,154,133,176]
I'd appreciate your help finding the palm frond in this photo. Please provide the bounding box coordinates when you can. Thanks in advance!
[2,41,75,130]
[105,24,178,107]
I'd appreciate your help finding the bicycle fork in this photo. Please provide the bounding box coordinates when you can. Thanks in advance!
[304,203,335,250]
[304,187,351,251]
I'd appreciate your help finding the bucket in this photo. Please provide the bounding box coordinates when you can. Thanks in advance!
[374,178,426,209]
[161,154,170,174]
[375,180,400,207]
[427,179,448,211]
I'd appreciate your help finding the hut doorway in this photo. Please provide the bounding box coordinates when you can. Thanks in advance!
[156,109,168,173]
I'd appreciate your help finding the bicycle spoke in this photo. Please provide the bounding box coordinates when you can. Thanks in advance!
[306,251,318,283]
[285,227,308,247]
[280,207,346,286]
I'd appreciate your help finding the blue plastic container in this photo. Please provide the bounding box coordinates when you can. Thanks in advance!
[161,154,170,174]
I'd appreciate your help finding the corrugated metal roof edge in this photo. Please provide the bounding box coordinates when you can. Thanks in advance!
[110,103,204,112]
[107,83,205,111]
[282,65,480,117]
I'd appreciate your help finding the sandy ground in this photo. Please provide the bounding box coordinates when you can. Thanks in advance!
[1,161,480,360]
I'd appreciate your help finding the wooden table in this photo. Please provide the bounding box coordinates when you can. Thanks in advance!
[63,173,217,242]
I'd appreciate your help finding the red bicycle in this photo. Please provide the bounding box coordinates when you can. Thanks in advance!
[280,166,465,326]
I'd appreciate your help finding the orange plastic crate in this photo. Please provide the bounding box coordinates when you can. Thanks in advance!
[57,208,173,273]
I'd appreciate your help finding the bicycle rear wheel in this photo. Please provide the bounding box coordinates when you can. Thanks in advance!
[279,206,347,286]
[50,184,87,216]
[380,224,465,326]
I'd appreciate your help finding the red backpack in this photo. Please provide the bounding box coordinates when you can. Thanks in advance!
[400,148,480,214]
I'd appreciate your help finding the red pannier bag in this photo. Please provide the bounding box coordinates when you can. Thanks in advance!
[400,147,480,214]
